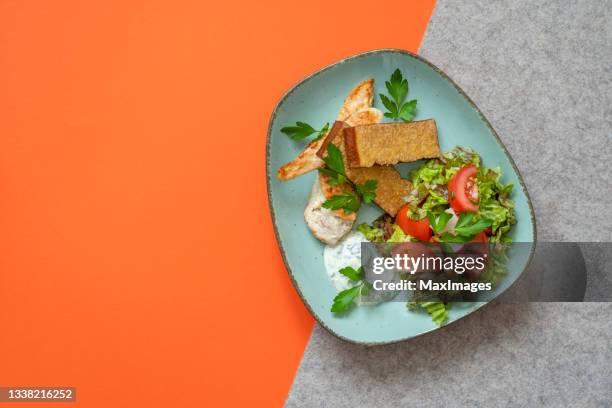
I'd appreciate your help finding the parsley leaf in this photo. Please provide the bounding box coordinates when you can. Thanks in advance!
[320,142,348,185]
[427,211,452,234]
[320,145,377,214]
[455,218,492,236]
[331,286,362,313]
[323,143,345,175]
[399,99,417,121]
[314,122,330,140]
[318,167,346,185]
[379,69,417,122]
[355,179,378,204]
[322,192,360,214]
[440,213,492,242]
[339,266,363,281]
[331,282,370,313]
[281,121,329,141]
[380,94,398,119]
[455,212,475,230]
[440,232,472,243]
[387,68,408,105]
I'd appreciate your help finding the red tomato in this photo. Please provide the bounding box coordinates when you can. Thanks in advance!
[471,231,488,243]
[395,204,432,241]
[448,164,479,213]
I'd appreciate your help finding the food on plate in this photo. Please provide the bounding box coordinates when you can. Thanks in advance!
[317,120,412,216]
[336,79,375,124]
[347,165,412,216]
[344,108,384,128]
[275,68,517,325]
[448,164,479,213]
[344,120,440,168]
[304,173,356,245]
[406,146,516,243]
[297,82,381,244]
[276,135,326,181]
[276,79,375,181]
[346,146,516,321]
[395,203,432,241]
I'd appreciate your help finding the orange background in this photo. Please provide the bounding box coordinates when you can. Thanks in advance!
[0,1,435,406]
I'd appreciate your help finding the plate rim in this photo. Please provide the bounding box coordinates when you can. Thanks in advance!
[265,48,537,346]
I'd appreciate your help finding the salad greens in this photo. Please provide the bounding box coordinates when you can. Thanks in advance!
[408,301,450,327]
[407,147,515,243]
[333,147,517,326]
[386,225,412,243]
[357,223,384,242]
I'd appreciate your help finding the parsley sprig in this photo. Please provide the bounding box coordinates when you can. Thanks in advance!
[428,211,452,235]
[322,193,360,214]
[319,143,347,185]
[331,266,370,313]
[319,143,378,214]
[438,212,492,243]
[339,266,363,281]
[379,69,417,121]
[281,121,329,141]
[355,179,378,204]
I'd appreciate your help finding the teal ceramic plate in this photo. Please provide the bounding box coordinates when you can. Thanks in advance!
[266,49,536,345]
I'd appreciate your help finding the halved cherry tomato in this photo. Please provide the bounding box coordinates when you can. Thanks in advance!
[471,231,488,243]
[395,204,432,241]
[448,164,479,213]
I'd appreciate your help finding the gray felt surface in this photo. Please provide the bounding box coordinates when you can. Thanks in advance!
[285,1,612,407]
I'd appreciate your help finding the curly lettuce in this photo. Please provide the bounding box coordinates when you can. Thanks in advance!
[476,166,515,243]
[408,300,450,326]
[357,223,384,243]
[387,224,412,243]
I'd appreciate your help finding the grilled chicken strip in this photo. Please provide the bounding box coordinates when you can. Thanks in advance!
[303,107,382,244]
[276,79,374,180]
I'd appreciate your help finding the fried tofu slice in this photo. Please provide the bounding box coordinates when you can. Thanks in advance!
[315,108,383,158]
[344,120,441,168]
[315,119,413,216]
[346,166,412,216]
[276,79,374,181]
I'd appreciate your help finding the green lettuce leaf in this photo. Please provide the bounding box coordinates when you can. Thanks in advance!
[357,223,384,242]
[421,189,448,213]
[386,224,412,243]
[410,160,446,186]
[408,300,450,326]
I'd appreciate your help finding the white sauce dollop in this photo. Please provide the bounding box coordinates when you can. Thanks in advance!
[324,230,402,306]
[323,231,365,292]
